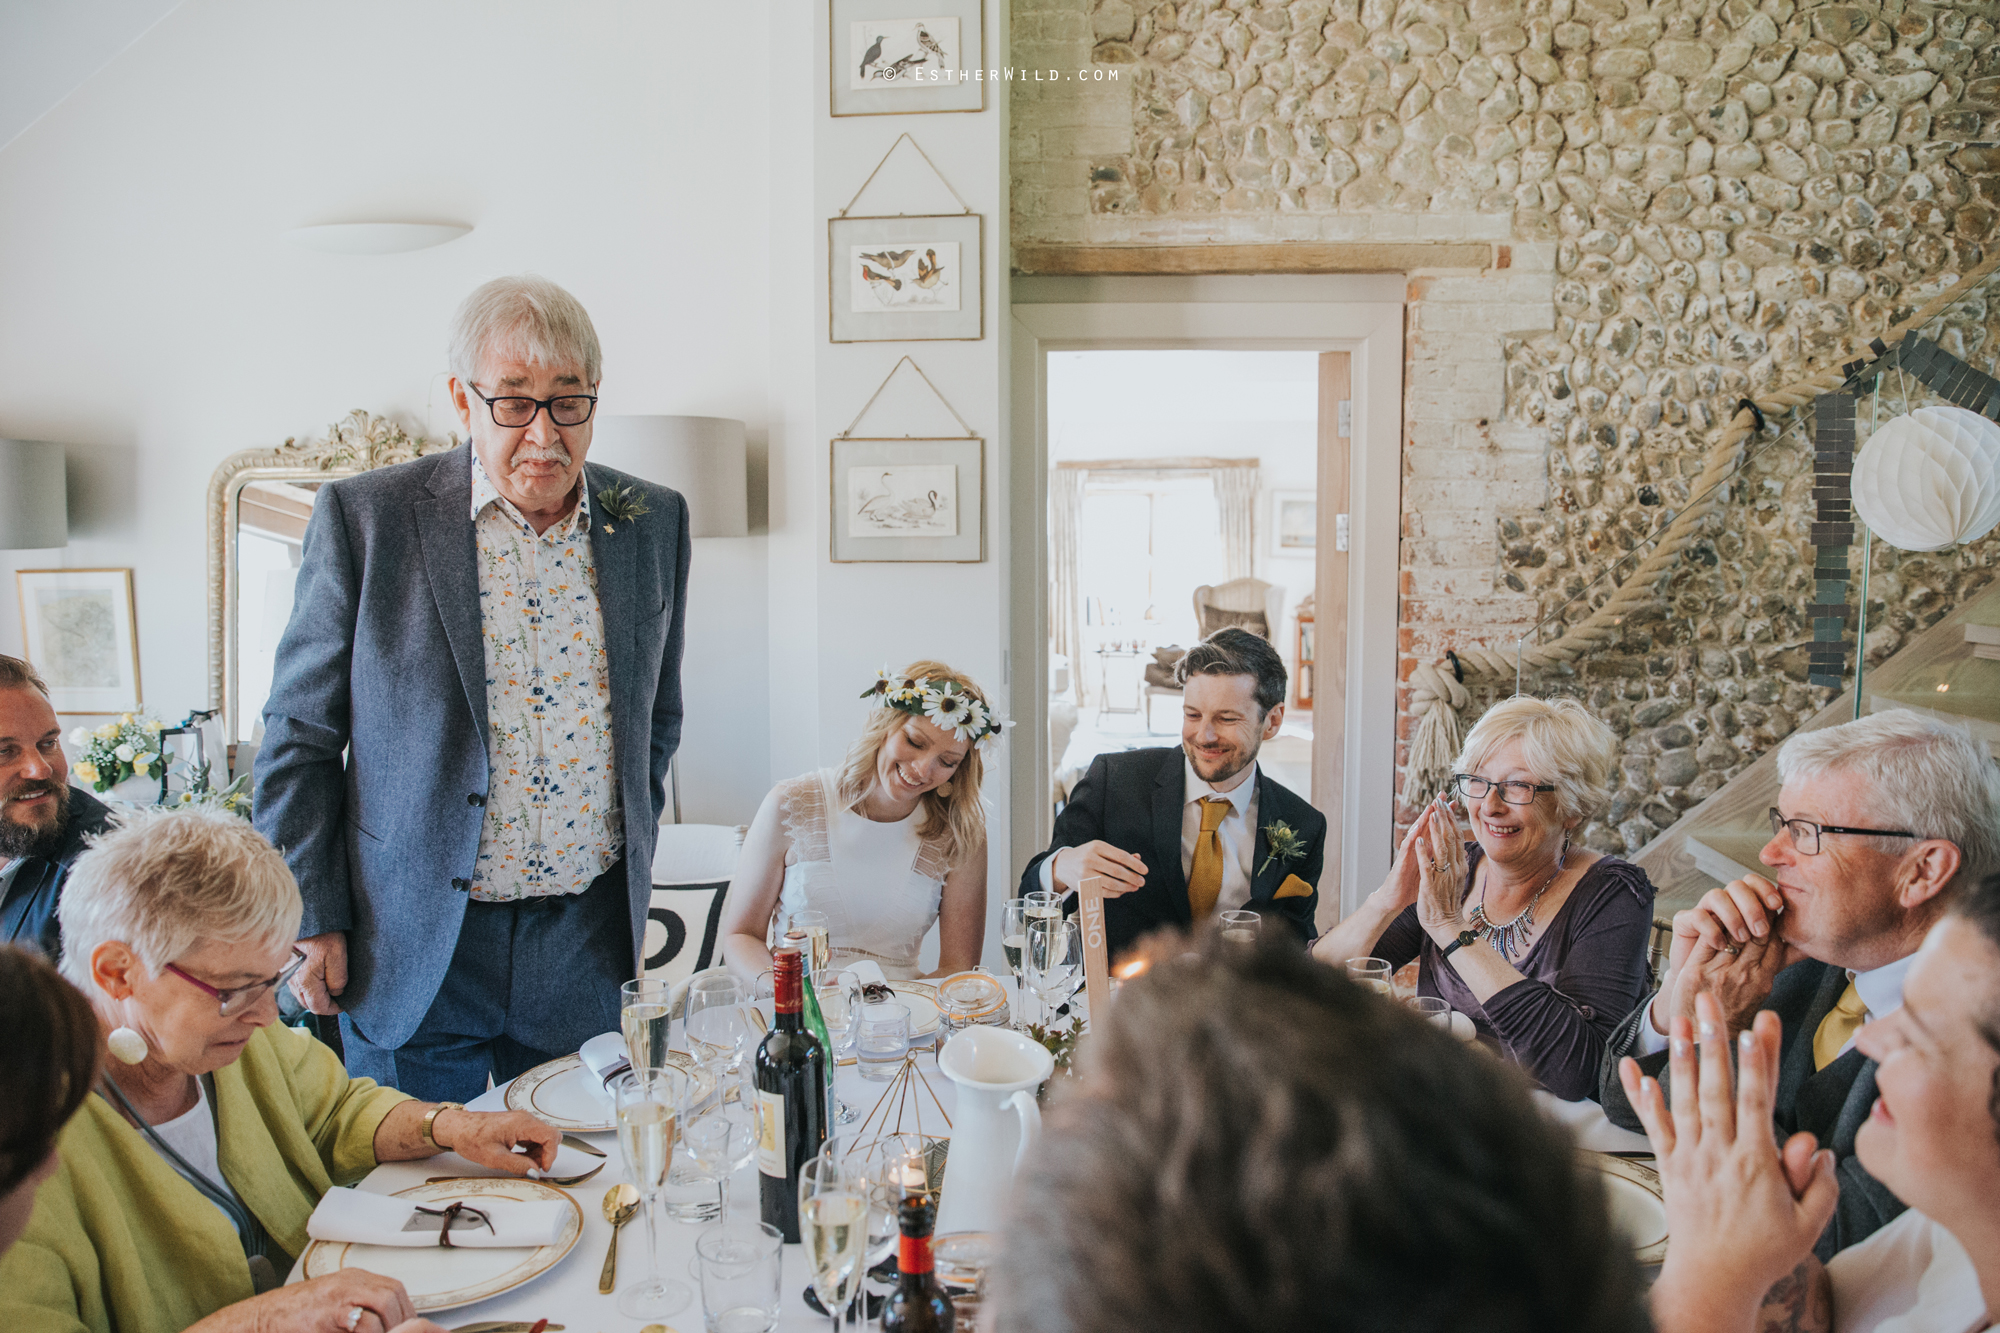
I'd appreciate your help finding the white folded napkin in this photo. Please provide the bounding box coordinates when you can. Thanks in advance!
[847,960,888,989]
[578,1032,630,1110]
[308,1187,567,1249]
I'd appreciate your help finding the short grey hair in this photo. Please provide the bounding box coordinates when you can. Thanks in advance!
[447,274,602,386]
[57,806,302,990]
[1777,709,2000,889]
[1454,696,1619,826]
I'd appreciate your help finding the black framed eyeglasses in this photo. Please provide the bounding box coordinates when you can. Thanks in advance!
[1767,808,1916,856]
[1452,773,1557,805]
[467,384,598,429]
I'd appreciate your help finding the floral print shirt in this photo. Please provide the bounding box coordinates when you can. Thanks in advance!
[468,454,623,901]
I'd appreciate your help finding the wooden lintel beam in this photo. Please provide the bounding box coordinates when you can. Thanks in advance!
[1012,242,1499,275]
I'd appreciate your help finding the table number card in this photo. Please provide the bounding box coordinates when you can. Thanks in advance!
[1078,879,1111,1017]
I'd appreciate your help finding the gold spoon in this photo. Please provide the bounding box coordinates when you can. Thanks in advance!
[598,1183,642,1294]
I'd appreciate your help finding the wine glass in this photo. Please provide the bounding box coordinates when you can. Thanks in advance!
[840,1138,913,1281]
[686,975,754,1073]
[613,1066,694,1319]
[817,968,862,1124]
[1020,892,1064,1025]
[800,1147,869,1332]
[681,1062,761,1222]
[1024,916,1080,1026]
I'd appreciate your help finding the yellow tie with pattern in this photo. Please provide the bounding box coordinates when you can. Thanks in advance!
[1187,797,1232,920]
[1812,978,1869,1071]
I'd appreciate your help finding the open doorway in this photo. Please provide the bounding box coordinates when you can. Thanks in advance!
[1046,350,1321,808]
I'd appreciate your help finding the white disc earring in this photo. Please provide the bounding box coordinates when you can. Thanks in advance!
[106,1026,148,1064]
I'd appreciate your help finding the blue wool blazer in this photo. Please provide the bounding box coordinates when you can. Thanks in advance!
[252,445,690,1049]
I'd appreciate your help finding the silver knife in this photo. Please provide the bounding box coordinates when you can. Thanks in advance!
[450,1323,566,1332]
[562,1133,607,1158]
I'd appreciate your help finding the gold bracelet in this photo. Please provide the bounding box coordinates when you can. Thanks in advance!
[422,1101,465,1151]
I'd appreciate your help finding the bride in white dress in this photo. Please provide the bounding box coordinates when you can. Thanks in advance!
[719,661,994,982]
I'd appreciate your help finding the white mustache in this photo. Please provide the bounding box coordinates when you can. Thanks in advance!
[512,445,572,466]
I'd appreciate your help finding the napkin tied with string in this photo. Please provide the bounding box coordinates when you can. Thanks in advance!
[307,1187,566,1249]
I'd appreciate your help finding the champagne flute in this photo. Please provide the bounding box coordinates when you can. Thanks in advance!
[789,908,834,977]
[620,977,672,1073]
[800,1148,869,1332]
[613,1066,693,1319]
[681,1061,760,1221]
[686,974,753,1073]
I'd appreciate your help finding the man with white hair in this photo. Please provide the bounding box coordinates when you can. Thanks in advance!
[1597,707,2000,1258]
[255,275,691,1102]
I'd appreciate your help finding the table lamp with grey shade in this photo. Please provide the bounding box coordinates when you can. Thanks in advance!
[585,416,750,822]
[0,439,67,548]
[587,415,749,538]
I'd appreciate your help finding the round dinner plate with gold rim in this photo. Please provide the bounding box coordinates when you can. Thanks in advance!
[1588,1152,1668,1266]
[298,1176,583,1313]
[503,1048,708,1132]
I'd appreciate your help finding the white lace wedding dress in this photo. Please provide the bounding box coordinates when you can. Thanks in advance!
[774,769,950,980]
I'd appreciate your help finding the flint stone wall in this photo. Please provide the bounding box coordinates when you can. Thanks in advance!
[1015,0,2000,855]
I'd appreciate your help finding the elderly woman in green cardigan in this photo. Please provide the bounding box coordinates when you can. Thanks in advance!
[0,807,561,1333]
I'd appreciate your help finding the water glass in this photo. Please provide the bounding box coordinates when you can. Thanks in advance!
[695,1220,782,1333]
[1345,956,1394,998]
[614,1066,694,1319]
[1218,909,1261,945]
[686,975,754,1072]
[1408,995,1453,1029]
[855,1001,911,1082]
[621,977,673,1073]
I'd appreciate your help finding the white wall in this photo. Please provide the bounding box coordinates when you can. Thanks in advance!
[0,0,1013,959]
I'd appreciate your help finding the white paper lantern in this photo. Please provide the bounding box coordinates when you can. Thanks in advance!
[1850,405,2000,552]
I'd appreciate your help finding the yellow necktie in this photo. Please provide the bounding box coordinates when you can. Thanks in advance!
[1187,797,1231,920]
[1813,978,1869,1071]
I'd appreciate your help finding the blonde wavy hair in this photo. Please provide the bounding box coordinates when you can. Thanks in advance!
[1454,696,1619,827]
[838,660,990,871]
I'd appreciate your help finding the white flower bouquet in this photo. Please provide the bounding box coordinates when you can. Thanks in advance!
[66,713,165,793]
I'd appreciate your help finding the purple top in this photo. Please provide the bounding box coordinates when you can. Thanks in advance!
[1372,845,1656,1102]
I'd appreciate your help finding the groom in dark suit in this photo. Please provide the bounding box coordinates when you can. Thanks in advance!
[1021,627,1323,961]
[1598,709,2000,1259]
[255,275,690,1103]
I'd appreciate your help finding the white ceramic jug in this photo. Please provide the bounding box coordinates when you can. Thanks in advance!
[933,1026,1054,1236]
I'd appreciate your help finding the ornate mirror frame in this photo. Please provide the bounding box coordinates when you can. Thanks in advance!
[206,411,457,737]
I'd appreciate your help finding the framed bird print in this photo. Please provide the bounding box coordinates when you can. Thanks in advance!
[830,437,984,562]
[828,213,983,342]
[831,0,985,117]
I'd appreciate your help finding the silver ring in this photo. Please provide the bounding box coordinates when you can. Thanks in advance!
[345,1307,365,1332]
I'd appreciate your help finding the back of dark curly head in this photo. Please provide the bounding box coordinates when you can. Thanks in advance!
[993,930,1646,1333]
[0,945,98,1193]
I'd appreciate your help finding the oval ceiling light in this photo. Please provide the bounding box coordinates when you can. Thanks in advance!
[285,222,473,255]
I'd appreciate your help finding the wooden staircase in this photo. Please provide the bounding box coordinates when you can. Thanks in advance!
[1634,580,2000,916]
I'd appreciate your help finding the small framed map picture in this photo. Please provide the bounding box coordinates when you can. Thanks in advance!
[829,213,983,342]
[830,437,984,562]
[831,0,985,117]
[15,567,142,714]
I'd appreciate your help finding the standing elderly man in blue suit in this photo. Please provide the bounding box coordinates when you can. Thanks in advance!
[255,274,691,1103]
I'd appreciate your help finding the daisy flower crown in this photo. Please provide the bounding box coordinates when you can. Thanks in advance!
[862,669,1006,749]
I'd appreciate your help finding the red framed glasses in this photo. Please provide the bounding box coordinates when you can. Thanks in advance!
[165,948,307,1018]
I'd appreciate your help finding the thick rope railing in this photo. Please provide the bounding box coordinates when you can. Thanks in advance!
[1404,249,2000,807]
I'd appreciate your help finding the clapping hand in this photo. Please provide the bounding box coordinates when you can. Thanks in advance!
[1650,874,1798,1037]
[1413,796,1473,944]
[1620,995,1837,1333]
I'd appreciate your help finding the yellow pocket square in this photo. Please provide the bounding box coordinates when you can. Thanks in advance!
[1274,873,1314,900]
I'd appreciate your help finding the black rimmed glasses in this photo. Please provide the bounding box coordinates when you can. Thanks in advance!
[1452,773,1557,805]
[166,948,308,1018]
[467,383,598,428]
[1767,808,1916,856]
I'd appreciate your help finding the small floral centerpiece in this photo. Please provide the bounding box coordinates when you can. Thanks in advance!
[176,759,252,819]
[67,713,164,792]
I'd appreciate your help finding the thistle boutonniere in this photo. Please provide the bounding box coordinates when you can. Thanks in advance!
[595,483,650,534]
[1260,820,1306,876]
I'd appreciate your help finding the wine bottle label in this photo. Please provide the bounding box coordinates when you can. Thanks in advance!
[899,1232,934,1275]
[757,1090,786,1177]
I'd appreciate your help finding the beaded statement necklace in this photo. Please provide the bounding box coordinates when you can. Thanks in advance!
[1469,841,1569,962]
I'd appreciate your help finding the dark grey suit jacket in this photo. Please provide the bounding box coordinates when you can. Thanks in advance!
[1596,958,1905,1260]
[253,446,690,1049]
[1018,746,1324,961]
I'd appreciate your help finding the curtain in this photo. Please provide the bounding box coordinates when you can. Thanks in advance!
[1212,466,1259,582]
[1049,467,1086,702]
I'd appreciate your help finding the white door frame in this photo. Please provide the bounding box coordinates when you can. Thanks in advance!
[1008,284,1406,917]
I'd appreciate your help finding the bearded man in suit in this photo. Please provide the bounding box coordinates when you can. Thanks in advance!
[1021,626,1323,961]
[255,274,690,1103]
[1597,708,2000,1258]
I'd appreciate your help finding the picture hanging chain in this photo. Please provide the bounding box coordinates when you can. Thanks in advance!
[838,355,979,439]
[836,132,975,218]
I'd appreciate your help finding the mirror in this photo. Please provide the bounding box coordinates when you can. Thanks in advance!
[208,411,456,746]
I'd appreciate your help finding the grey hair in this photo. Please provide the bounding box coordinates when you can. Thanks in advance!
[57,806,302,991]
[1777,709,2000,889]
[447,274,603,386]
[1454,696,1619,826]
